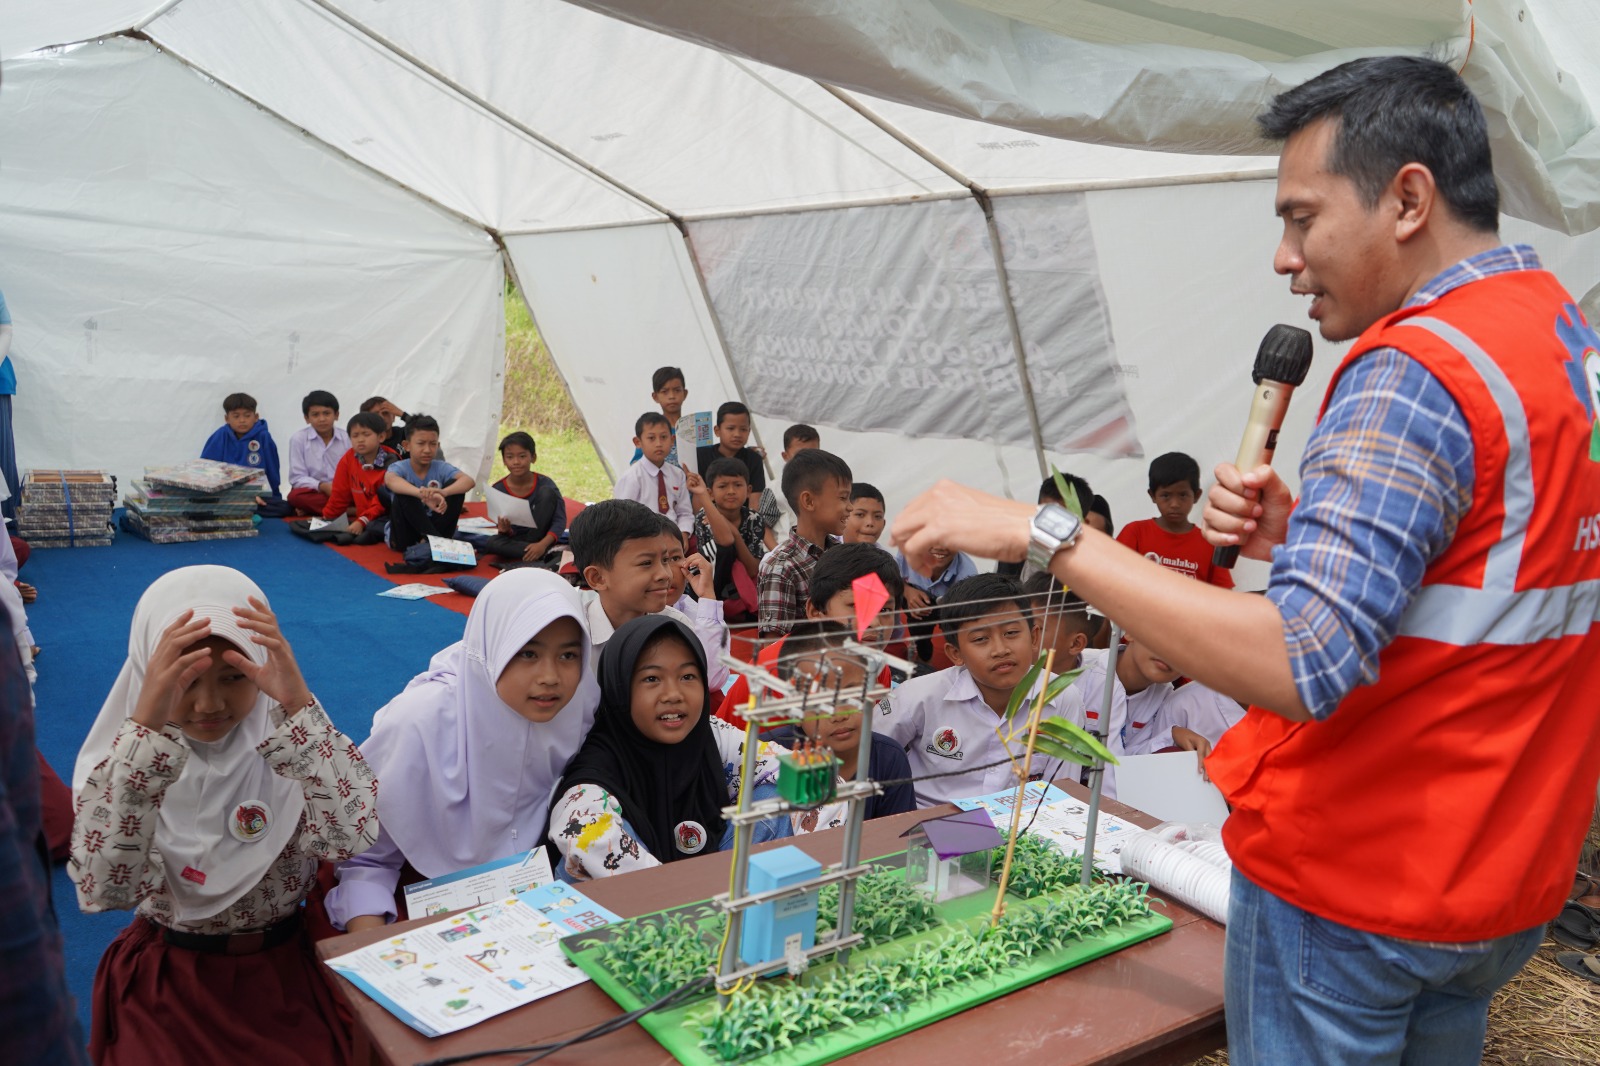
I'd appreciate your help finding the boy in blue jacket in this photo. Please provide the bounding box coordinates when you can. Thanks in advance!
[200,392,282,500]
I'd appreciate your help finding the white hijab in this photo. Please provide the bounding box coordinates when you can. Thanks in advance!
[74,565,305,921]
[362,568,599,878]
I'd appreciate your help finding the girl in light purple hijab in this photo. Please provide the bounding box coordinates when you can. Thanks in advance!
[325,569,599,932]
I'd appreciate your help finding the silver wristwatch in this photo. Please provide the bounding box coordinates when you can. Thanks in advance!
[1027,503,1083,571]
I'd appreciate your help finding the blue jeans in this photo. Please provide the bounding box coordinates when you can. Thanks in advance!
[1226,870,1542,1066]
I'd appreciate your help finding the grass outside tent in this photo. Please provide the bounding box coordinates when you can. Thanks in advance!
[494,286,613,502]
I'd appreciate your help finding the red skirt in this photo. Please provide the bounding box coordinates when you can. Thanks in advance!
[90,916,349,1066]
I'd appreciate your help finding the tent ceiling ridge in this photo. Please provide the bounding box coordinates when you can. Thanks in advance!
[289,0,676,225]
[124,30,497,236]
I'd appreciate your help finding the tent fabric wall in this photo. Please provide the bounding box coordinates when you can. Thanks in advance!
[0,38,504,493]
[7,0,1600,570]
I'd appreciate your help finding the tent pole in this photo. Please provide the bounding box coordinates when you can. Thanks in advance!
[499,242,617,486]
[816,85,1049,478]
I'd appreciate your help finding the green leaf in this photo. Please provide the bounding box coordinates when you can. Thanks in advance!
[1002,655,1045,722]
[1036,717,1119,764]
[1050,465,1084,518]
[1039,666,1085,706]
[1028,732,1096,767]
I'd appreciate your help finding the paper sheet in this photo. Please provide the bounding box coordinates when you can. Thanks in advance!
[952,782,1143,874]
[484,485,536,528]
[1111,751,1230,826]
[308,513,350,532]
[404,849,555,920]
[428,535,476,566]
[378,584,452,600]
[456,516,497,533]
[324,891,617,1038]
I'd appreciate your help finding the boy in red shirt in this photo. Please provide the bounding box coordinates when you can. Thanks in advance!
[1116,452,1233,588]
[322,411,396,544]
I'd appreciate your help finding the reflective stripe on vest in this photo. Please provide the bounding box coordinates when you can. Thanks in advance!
[1390,315,1572,646]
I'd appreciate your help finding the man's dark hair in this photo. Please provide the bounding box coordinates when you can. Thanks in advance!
[1148,451,1201,494]
[570,499,672,572]
[651,366,685,393]
[715,401,750,427]
[1022,571,1097,639]
[635,411,672,437]
[783,424,820,451]
[498,431,537,457]
[346,411,387,437]
[1038,472,1093,511]
[301,390,339,416]
[359,396,389,413]
[808,542,904,611]
[1257,55,1498,233]
[849,482,885,506]
[781,448,852,510]
[704,457,749,487]
[405,414,440,438]
[937,574,1032,642]
[222,392,257,414]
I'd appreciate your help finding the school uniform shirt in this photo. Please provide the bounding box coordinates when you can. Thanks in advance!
[1068,648,1142,799]
[1124,681,1245,756]
[322,446,397,523]
[287,423,351,492]
[69,702,378,934]
[389,455,464,491]
[1116,519,1234,588]
[875,665,1085,807]
[695,445,767,494]
[548,717,784,880]
[579,589,730,693]
[200,418,282,496]
[613,456,694,534]
[897,550,979,599]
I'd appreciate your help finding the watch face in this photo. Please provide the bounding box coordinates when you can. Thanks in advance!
[1038,506,1080,539]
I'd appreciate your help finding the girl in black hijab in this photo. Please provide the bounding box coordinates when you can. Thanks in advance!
[549,615,791,880]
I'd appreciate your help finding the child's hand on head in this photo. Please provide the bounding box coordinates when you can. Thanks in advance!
[226,597,313,713]
[132,611,216,730]
[683,552,715,601]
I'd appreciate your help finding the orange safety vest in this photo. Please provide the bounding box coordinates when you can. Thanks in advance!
[1207,268,1600,942]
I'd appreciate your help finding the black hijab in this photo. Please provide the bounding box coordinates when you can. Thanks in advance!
[556,615,727,862]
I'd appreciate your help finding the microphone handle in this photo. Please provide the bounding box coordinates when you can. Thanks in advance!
[1213,378,1295,569]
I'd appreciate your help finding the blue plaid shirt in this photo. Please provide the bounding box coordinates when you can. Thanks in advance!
[1267,244,1543,719]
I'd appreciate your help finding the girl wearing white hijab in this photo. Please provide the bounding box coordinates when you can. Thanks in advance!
[70,565,378,1066]
[325,568,599,932]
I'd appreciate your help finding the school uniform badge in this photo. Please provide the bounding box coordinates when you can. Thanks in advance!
[674,820,707,854]
[927,726,963,760]
[248,440,261,452]
[229,800,271,842]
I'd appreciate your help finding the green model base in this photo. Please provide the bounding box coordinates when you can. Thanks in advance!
[562,866,1171,1066]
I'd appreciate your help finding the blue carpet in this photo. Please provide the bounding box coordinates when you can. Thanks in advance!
[24,515,471,1040]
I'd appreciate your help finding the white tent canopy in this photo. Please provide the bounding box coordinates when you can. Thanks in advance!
[5,0,1600,580]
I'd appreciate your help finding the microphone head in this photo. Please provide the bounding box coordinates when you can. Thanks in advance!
[1252,324,1315,387]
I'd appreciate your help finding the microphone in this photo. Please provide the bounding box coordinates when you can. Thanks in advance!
[1213,324,1315,569]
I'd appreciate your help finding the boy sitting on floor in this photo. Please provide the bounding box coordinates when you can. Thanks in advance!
[613,412,694,542]
[290,411,396,544]
[686,457,771,624]
[757,447,852,638]
[695,401,766,506]
[877,573,1085,807]
[569,499,729,692]
[200,391,283,504]
[1116,450,1233,588]
[382,415,474,553]
[482,431,566,570]
[287,389,351,516]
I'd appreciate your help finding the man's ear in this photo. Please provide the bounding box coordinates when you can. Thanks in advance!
[582,564,609,592]
[1393,161,1436,243]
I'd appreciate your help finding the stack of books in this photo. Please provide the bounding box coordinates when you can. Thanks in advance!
[122,460,264,544]
[16,470,117,548]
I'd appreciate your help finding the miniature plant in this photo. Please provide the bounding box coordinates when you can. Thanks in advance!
[994,831,1085,899]
[589,912,718,1002]
[815,867,940,947]
[695,878,1155,1061]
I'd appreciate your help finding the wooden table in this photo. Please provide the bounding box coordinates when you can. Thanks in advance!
[318,784,1226,1066]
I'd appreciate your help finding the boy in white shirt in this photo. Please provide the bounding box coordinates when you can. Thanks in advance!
[613,412,693,541]
[876,574,1084,807]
